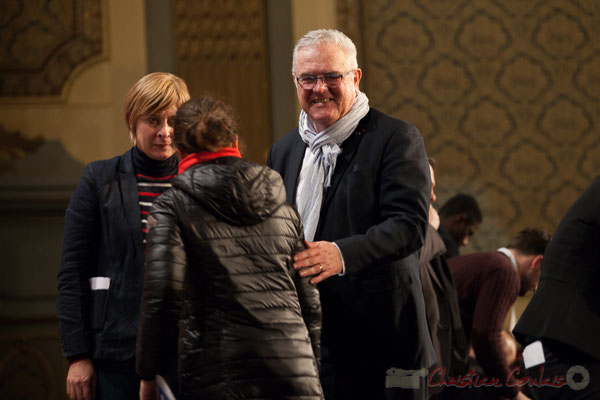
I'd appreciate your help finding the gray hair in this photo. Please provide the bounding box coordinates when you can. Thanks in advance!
[292,29,358,73]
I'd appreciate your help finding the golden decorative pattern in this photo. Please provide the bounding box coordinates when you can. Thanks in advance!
[175,0,265,63]
[458,97,516,146]
[454,9,511,61]
[495,53,552,104]
[573,50,600,100]
[376,12,434,64]
[536,94,592,146]
[0,0,104,97]
[532,8,589,59]
[174,0,270,163]
[418,54,475,105]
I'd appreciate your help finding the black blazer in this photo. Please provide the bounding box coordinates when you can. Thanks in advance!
[57,148,145,361]
[267,107,436,370]
[513,176,600,361]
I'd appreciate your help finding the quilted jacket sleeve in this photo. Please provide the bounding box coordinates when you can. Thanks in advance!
[292,217,322,371]
[136,191,186,380]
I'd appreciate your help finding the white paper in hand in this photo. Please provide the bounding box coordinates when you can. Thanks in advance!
[156,375,176,400]
[522,340,546,369]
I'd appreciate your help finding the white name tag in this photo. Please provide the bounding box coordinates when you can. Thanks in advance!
[89,277,110,290]
[523,340,546,369]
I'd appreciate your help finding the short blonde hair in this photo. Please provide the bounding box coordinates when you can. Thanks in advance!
[123,72,191,144]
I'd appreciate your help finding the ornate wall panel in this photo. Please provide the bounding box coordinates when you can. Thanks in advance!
[0,334,66,400]
[174,0,271,163]
[338,0,600,250]
[0,0,105,97]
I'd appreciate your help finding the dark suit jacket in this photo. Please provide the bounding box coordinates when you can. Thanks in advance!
[57,148,146,362]
[267,107,436,371]
[514,176,600,361]
[419,224,469,383]
[437,225,460,259]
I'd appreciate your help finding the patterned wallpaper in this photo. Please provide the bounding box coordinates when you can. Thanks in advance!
[338,0,600,250]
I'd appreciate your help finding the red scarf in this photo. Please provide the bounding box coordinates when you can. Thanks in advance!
[178,147,242,174]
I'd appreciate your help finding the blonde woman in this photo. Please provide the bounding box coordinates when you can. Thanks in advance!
[57,72,190,400]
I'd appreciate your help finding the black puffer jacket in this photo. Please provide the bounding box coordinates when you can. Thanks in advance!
[136,157,323,400]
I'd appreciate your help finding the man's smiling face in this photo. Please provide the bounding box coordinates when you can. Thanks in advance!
[293,43,362,132]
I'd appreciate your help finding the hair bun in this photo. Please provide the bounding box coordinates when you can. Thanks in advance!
[174,96,238,153]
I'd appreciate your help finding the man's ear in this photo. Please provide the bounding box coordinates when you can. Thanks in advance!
[530,254,543,270]
[231,135,239,149]
[353,68,363,93]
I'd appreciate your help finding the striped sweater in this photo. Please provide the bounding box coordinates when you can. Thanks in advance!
[131,147,179,245]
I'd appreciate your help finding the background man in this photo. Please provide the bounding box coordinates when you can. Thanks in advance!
[513,177,600,399]
[419,159,469,398]
[448,229,550,400]
[438,194,482,259]
[267,29,435,399]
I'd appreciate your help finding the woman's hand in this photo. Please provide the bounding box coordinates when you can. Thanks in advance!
[66,358,96,400]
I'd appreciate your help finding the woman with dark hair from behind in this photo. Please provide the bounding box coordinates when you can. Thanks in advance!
[135,97,323,400]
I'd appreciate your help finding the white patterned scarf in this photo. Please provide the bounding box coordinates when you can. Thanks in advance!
[296,91,369,241]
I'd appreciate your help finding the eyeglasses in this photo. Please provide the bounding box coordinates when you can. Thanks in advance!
[295,70,354,90]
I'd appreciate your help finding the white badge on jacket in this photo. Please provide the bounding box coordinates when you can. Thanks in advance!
[89,277,110,290]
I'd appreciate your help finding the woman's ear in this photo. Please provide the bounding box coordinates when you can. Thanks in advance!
[232,135,239,149]
[128,120,137,145]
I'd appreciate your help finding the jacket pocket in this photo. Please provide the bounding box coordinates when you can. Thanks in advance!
[89,288,109,331]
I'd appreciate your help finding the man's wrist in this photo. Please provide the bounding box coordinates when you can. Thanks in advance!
[67,354,91,364]
[332,242,346,276]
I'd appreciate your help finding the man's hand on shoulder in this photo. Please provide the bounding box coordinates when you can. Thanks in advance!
[66,358,96,400]
[294,241,343,284]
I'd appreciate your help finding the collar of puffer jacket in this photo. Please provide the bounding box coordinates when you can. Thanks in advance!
[173,157,287,226]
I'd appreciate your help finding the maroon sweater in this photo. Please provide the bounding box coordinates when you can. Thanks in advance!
[448,251,520,398]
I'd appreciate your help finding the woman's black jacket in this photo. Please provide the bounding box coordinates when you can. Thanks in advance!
[57,149,146,362]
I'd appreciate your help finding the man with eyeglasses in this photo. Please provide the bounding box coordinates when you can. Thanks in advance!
[268,29,435,400]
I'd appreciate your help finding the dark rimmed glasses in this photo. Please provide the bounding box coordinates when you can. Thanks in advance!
[295,70,354,90]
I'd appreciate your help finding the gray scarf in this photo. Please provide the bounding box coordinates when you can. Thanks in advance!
[296,91,369,241]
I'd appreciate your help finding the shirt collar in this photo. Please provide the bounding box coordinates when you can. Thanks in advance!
[497,247,517,272]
